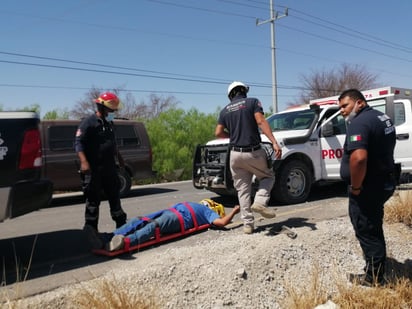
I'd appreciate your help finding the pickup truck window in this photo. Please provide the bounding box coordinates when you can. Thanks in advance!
[113,125,141,147]
[394,102,406,126]
[267,109,316,131]
[49,125,76,150]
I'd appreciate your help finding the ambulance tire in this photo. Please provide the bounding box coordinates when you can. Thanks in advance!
[273,160,312,204]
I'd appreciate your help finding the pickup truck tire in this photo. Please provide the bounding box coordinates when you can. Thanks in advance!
[273,160,312,204]
[118,169,132,198]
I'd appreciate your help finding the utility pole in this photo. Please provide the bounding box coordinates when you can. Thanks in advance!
[256,0,288,113]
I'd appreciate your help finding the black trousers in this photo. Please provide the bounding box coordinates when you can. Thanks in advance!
[82,166,127,230]
[348,176,395,279]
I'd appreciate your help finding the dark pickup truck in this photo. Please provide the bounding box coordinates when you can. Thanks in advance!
[40,119,156,197]
[0,112,53,222]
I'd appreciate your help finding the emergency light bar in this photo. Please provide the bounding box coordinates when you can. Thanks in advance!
[310,86,412,106]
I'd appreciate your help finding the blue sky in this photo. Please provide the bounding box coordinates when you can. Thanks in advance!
[1,0,412,118]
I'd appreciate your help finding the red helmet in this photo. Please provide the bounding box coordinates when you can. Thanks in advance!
[94,92,120,111]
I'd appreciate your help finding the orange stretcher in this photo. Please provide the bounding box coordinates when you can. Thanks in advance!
[92,202,211,256]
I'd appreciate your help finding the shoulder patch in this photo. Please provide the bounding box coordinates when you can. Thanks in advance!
[349,134,362,142]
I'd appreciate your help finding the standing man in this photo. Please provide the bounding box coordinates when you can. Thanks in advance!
[339,89,396,286]
[215,81,282,234]
[75,92,127,236]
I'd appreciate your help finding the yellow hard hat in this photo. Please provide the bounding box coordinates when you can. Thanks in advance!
[199,199,225,218]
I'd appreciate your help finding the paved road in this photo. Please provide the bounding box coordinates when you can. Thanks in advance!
[0,181,348,299]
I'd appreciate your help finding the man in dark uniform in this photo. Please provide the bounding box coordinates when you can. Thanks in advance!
[339,88,396,286]
[215,81,282,234]
[75,92,127,236]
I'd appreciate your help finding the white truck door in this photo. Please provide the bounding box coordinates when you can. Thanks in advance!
[392,100,412,177]
[318,111,346,180]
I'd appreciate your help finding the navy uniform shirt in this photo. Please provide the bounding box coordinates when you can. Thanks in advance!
[218,94,264,147]
[74,114,117,170]
[340,106,396,183]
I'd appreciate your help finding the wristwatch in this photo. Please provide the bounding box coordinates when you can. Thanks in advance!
[350,185,362,191]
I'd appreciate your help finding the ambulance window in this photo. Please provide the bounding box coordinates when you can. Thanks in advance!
[393,102,405,126]
[333,115,346,135]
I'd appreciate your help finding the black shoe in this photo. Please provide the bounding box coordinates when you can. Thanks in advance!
[83,224,103,249]
[348,273,387,287]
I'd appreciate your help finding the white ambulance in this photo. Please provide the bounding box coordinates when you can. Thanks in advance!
[193,86,412,204]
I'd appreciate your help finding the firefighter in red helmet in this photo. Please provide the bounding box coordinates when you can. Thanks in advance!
[75,92,127,242]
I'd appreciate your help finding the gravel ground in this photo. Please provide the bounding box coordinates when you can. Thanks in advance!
[5,193,412,309]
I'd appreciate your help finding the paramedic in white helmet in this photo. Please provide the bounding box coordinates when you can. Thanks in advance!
[215,81,282,234]
[75,92,127,241]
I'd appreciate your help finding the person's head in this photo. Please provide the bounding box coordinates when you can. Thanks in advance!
[199,199,226,217]
[227,81,249,100]
[338,89,367,122]
[95,92,120,121]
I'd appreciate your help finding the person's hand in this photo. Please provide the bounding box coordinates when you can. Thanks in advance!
[350,188,361,196]
[273,143,282,160]
[349,185,362,196]
[233,205,240,214]
[80,160,90,174]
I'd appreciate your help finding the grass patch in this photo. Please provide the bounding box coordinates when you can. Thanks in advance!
[71,277,160,309]
[283,264,412,309]
[283,187,412,309]
[385,188,412,226]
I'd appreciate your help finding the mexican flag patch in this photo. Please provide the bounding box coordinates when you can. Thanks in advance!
[350,134,362,142]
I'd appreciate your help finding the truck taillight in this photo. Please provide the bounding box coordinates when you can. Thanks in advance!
[19,129,42,170]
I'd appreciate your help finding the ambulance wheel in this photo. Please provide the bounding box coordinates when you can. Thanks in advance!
[273,160,312,204]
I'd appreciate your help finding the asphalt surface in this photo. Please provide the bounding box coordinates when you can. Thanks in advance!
[0,180,349,299]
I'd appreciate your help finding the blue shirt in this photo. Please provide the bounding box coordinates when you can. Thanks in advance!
[172,202,220,229]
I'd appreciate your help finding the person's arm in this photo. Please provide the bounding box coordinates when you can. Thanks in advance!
[212,205,240,227]
[77,151,90,173]
[254,112,282,159]
[349,148,367,195]
[215,124,229,139]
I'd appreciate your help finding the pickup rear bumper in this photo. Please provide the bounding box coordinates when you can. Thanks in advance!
[0,179,53,222]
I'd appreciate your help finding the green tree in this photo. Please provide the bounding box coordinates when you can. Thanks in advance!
[15,104,41,114]
[43,108,70,120]
[146,108,218,181]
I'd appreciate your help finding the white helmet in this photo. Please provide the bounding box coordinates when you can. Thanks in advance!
[227,81,249,99]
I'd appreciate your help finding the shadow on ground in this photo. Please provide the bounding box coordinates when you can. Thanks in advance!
[0,229,108,286]
[49,187,178,208]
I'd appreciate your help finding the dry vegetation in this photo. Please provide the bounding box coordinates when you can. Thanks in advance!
[284,188,412,309]
[72,277,160,309]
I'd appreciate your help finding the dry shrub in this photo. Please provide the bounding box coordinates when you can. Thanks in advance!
[72,278,160,309]
[283,264,412,309]
[282,264,329,309]
[334,277,412,309]
[385,188,412,226]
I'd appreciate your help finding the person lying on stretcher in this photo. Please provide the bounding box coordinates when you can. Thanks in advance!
[88,200,240,251]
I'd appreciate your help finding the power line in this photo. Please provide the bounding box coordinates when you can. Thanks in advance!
[287,7,412,53]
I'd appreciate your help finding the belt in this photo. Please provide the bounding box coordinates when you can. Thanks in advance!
[231,145,261,152]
